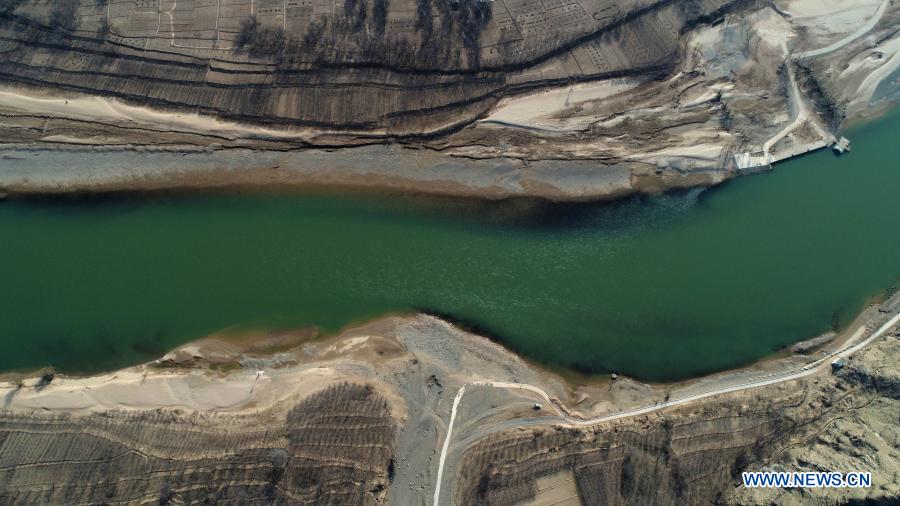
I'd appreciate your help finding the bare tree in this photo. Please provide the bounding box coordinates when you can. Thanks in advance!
[0,0,25,17]
[372,0,387,36]
[416,0,432,41]
[48,0,78,31]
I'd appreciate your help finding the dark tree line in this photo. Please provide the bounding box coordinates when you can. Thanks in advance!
[372,0,387,36]
[2,0,77,30]
[48,0,78,31]
[0,0,25,17]
[343,0,365,31]
[416,0,433,42]
[449,0,493,67]
[235,0,493,70]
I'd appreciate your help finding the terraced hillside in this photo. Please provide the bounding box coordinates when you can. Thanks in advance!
[454,341,900,505]
[1,0,898,198]
[1,312,898,505]
[0,383,396,504]
[0,0,738,136]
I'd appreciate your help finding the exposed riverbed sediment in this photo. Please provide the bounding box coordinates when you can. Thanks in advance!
[0,143,723,201]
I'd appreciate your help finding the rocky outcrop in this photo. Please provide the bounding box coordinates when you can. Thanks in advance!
[792,331,836,354]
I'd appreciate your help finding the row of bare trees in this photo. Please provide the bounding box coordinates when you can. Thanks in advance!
[1,0,111,41]
[235,0,494,70]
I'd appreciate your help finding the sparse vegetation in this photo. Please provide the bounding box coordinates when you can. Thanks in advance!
[416,0,433,41]
[47,0,77,31]
[0,0,25,17]
[372,0,388,36]
[36,367,55,390]
[0,0,808,145]
[235,0,492,70]
[344,0,366,31]
[452,0,493,67]
[95,16,107,39]
[455,385,834,505]
[0,382,397,503]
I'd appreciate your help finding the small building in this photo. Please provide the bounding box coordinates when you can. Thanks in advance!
[831,357,847,372]
[832,137,851,154]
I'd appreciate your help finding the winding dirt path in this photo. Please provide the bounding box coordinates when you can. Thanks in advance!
[432,312,899,505]
[793,0,891,60]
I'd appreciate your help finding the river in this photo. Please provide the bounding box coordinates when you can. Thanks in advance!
[1,110,897,381]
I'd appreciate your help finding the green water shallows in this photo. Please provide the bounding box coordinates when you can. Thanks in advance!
[1,112,898,381]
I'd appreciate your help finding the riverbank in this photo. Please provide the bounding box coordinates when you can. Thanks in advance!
[1,0,897,205]
[3,307,897,504]
[3,301,899,505]
[2,292,896,420]
[0,141,729,202]
[1,105,898,380]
